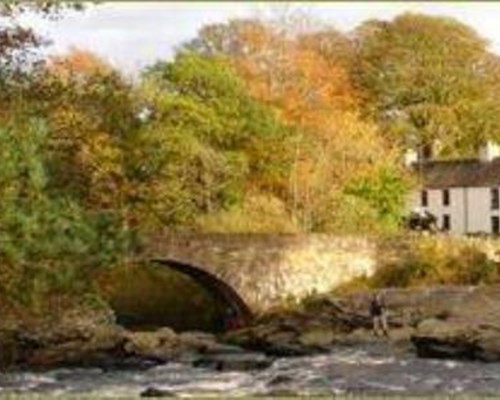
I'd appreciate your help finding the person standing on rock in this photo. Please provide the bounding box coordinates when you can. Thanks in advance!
[370,292,389,337]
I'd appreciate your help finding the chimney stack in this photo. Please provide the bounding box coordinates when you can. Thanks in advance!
[404,149,418,167]
[479,141,500,162]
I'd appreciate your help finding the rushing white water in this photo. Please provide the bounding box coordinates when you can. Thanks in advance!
[2,344,500,397]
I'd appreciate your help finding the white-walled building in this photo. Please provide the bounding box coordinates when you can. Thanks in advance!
[407,142,500,235]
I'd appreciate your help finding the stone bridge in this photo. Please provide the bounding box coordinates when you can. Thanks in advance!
[145,234,397,316]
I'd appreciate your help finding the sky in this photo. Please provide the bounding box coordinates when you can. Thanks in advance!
[18,1,500,77]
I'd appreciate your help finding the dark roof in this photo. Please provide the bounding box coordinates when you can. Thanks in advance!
[413,158,500,188]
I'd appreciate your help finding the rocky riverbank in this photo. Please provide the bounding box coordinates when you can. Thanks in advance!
[224,285,500,362]
[0,307,272,372]
[4,286,500,372]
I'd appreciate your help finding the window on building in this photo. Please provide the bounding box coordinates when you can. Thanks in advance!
[492,216,500,235]
[491,188,499,210]
[442,189,450,206]
[442,214,451,231]
[421,190,428,207]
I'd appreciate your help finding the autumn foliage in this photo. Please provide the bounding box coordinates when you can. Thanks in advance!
[186,19,407,230]
[4,9,500,311]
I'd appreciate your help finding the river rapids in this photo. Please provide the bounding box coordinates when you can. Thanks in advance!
[1,343,500,397]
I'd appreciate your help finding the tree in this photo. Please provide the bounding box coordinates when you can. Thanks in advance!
[0,120,128,312]
[0,2,137,316]
[130,52,296,230]
[354,12,500,156]
[18,49,139,216]
[0,2,83,94]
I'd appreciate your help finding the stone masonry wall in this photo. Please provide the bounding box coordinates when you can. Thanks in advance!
[147,234,378,313]
[146,233,500,313]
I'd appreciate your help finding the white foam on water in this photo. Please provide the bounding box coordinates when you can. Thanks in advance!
[359,379,407,392]
[420,376,443,389]
[327,378,350,395]
[444,360,459,369]
[11,373,57,385]
[153,371,253,395]
[331,386,347,395]
[449,384,465,394]
[150,362,187,372]
[89,386,141,398]
[327,350,395,366]
[51,367,103,376]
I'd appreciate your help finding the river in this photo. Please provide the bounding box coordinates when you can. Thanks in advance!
[1,343,500,397]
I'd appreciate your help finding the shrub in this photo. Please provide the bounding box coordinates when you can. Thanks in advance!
[370,236,500,288]
[195,193,300,233]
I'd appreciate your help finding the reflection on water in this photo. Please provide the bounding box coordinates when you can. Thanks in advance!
[2,344,500,397]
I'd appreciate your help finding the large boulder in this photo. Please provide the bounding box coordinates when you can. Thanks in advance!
[298,327,335,348]
[411,286,500,362]
[411,318,479,360]
[224,313,344,356]
[1,303,255,370]
[124,328,178,362]
[10,307,128,369]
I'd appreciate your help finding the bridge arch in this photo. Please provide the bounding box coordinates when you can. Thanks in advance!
[150,259,253,328]
[146,234,379,312]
